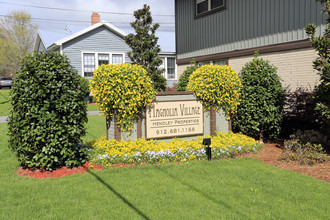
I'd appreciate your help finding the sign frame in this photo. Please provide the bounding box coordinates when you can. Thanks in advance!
[145,99,204,139]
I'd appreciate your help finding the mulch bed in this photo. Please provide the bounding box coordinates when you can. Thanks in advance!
[16,143,329,181]
[245,143,330,182]
[16,162,105,179]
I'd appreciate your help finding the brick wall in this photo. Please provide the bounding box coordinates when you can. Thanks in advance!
[176,64,191,80]
[229,47,320,91]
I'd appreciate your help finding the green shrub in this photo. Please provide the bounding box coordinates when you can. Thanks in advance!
[232,52,285,140]
[281,87,326,138]
[305,0,330,119]
[8,51,89,171]
[79,76,91,99]
[175,60,198,91]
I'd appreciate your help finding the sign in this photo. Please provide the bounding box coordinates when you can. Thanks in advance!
[146,100,204,139]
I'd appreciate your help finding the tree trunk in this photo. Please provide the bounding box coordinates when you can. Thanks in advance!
[106,116,111,141]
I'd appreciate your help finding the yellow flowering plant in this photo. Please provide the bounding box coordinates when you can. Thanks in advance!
[90,63,156,137]
[90,132,263,166]
[187,65,241,117]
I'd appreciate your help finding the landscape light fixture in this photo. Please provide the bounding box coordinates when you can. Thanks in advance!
[203,138,211,161]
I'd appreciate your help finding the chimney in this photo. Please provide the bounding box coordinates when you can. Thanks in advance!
[91,12,100,25]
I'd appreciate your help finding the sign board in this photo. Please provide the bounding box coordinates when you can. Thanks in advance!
[146,100,204,139]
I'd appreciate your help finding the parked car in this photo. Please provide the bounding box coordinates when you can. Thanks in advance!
[0,77,13,89]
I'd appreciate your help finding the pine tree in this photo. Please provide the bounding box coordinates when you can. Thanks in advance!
[125,4,167,91]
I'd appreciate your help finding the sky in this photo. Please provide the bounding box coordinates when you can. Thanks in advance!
[0,0,175,32]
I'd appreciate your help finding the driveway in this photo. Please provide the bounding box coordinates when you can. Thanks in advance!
[0,111,101,124]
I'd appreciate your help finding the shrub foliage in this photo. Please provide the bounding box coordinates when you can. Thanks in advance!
[187,65,241,116]
[305,0,330,119]
[233,53,285,140]
[8,52,88,170]
[282,139,329,165]
[281,87,327,138]
[175,60,198,91]
[90,63,156,137]
[79,76,90,99]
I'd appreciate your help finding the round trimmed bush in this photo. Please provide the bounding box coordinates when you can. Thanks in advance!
[8,51,88,171]
[232,54,285,140]
[187,65,241,116]
[90,63,156,133]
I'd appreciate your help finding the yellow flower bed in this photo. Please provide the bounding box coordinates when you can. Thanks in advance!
[90,132,262,166]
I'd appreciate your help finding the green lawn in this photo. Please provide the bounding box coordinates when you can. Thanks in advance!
[87,104,99,111]
[0,118,329,219]
[0,89,10,116]
[83,115,106,141]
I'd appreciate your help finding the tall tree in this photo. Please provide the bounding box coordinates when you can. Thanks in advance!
[125,4,167,91]
[305,0,330,120]
[0,10,37,77]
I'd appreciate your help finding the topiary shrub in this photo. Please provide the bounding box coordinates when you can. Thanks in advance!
[8,51,88,171]
[232,52,286,140]
[90,63,156,139]
[187,65,241,116]
[175,60,198,91]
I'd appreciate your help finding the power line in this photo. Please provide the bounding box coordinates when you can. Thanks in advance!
[0,14,175,26]
[0,1,175,17]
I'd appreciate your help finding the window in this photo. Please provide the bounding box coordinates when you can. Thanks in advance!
[83,53,95,77]
[198,61,211,66]
[159,56,177,80]
[112,54,123,65]
[196,0,209,15]
[98,54,109,66]
[198,59,226,66]
[82,52,124,77]
[167,58,176,79]
[213,59,226,65]
[195,0,226,18]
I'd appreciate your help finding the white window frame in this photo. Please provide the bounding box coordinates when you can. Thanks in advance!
[159,56,177,80]
[81,51,125,77]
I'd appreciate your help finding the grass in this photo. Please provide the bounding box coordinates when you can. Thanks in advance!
[83,115,106,142]
[87,103,99,111]
[0,119,329,219]
[0,89,10,116]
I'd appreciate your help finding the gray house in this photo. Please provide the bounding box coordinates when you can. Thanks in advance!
[34,13,177,87]
[175,0,328,91]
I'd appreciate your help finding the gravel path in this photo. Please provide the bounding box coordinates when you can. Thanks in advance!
[0,111,101,124]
